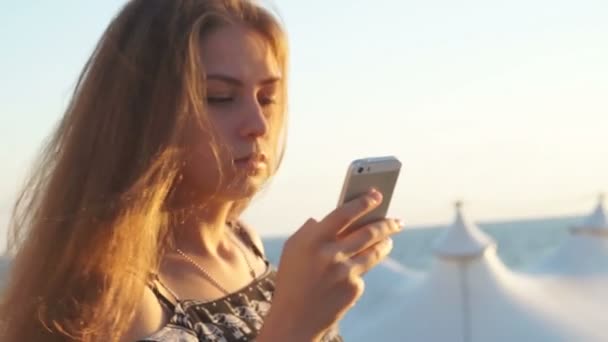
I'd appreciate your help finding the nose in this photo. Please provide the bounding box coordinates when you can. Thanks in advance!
[239,97,269,139]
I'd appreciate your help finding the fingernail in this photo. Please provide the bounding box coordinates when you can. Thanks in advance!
[369,188,382,202]
[385,238,393,248]
[395,219,405,230]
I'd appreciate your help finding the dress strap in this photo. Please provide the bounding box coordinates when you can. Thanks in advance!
[230,221,266,261]
[147,273,179,313]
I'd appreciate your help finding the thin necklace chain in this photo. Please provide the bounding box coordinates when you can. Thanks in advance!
[176,229,256,296]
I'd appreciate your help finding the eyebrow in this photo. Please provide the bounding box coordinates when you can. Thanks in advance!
[206,74,281,86]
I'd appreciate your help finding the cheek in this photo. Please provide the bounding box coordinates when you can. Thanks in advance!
[207,112,241,152]
[179,125,221,185]
[182,143,218,187]
[182,115,233,162]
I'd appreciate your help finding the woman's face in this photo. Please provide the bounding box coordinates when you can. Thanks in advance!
[180,24,283,202]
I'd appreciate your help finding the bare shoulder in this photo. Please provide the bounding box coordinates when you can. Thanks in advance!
[119,286,167,342]
[237,220,265,256]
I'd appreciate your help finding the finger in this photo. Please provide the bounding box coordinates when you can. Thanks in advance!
[318,188,383,240]
[349,237,394,276]
[338,218,403,256]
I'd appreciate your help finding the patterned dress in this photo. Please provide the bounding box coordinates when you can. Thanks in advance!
[137,226,343,342]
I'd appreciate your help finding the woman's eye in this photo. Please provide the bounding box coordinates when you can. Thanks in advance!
[259,96,277,106]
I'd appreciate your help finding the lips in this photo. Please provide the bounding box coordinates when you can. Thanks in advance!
[234,153,268,172]
[235,153,267,164]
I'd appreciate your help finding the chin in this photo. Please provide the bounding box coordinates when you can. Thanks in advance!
[225,175,266,199]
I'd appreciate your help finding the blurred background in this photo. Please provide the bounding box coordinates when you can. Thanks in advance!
[1,1,608,340]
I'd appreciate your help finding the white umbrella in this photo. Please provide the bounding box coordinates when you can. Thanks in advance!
[340,257,421,338]
[347,203,607,342]
[534,194,608,275]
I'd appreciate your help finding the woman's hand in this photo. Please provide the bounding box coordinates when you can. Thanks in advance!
[258,188,404,342]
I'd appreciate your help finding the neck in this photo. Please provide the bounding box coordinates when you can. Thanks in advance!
[171,201,235,257]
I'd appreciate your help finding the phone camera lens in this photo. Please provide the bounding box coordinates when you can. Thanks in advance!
[357,167,364,174]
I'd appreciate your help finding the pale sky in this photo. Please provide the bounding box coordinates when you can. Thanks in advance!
[1,0,607,241]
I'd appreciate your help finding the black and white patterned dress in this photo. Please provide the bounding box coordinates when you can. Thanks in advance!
[138,226,343,342]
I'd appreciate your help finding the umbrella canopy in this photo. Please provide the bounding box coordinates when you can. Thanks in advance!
[343,204,607,341]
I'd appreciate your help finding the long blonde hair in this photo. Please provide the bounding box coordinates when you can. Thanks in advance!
[0,1,288,341]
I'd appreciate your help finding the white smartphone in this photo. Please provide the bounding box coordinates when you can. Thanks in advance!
[337,156,402,233]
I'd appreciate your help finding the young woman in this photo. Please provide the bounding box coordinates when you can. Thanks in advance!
[0,1,404,341]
